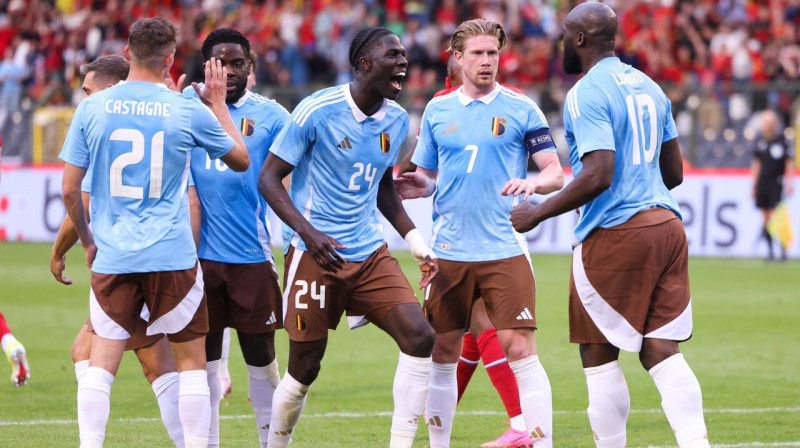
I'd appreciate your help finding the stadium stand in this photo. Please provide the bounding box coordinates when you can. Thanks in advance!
[1,0,799,167]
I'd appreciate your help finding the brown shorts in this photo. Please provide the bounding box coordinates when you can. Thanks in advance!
[90,262,208,343]
[423,254,537,333]
[200,259,283,334]
[569,208,693,352]
[85,316,164,351]
[282,244,420,342]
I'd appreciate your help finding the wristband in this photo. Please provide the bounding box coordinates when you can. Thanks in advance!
[404,228,435,265]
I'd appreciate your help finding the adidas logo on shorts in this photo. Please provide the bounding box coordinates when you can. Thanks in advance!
[266,312,277,326]
[516,307,533,320]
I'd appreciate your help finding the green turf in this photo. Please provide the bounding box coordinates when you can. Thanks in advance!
[0,243,798,447]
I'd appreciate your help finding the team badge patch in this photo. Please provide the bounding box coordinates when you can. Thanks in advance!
[241,118,255,137]
[296,315,306,331]
[491,117,506,136]
[380,133,391,153]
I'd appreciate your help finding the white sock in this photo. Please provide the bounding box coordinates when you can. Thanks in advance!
[424,362,457,448]
[247,360,281,447]
[390,353,432,448]
[179,369,211,448]
[75,360,90,383]
[509,355,553,448]
[649,354,710,448]
[206,360,221,448]
[152,372,184,448]
[77,366,114,448]
[267,372,310,448]
[219,328,231,393]
[510,414,526,432]
[584,361,629,448]
[1,333,17,352]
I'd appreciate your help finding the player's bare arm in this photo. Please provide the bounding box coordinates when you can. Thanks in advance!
[502,151,564,200]
[377,170,438,288]
[511,149,614,233]
[258,152,346,272]
[49,192,90,284]
[659,138,683,190]
[192,57,250,172]
[394,167,438,200]
[61,163,96,268]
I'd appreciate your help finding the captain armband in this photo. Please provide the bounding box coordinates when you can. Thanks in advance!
[525,128,556,155]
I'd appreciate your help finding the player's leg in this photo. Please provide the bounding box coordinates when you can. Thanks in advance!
[482,255,552,448]
[205,330,225,448]
[170,336,211,448]
[579,343,629,448]
[238,331,280,448]
[269,338,327,448]
[760,207,775,260]
[219,327,232,397]
[0,311,29,386]
[347,245,434,448]
[269,246,341,448]
[457,332,480,402]
[72,323,92,382]
[133,336,182,448]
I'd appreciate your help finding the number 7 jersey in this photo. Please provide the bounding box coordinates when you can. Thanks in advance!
[269,84,409,262]
[564,57,681,243]
[59,81,235,274]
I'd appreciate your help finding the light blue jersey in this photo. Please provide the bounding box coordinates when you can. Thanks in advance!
[270,84,409,262]
[59,81,235,274]
[186,88,289,264]
[412,83,555,262]
[564,57,681,242]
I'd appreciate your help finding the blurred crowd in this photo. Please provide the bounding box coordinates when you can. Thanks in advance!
[1,0,800,166]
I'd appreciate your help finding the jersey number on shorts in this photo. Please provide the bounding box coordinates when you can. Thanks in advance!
[109,129,165,199]
[348,162,377,191]
[625,94,657,165]
[294,280,326,309]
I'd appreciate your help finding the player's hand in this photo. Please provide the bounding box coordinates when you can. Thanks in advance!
[83,243,97,269]
[418,255,438,289]
[165,73,186,92]
[50,254,73,285]
[502,178,537,200]
[193,57,227,108]
[301,228,346,272]
[510,201,542,233]
[394,172,434,200]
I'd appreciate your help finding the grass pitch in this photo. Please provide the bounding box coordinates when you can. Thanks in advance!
[0,243,798,447]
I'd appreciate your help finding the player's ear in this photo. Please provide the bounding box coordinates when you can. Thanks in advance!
[360,56,372,72]
[454,51,463,66]
[124,45,131,61]
[576,32,586,48]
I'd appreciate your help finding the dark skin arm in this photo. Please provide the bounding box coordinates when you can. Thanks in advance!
[511,149,614,233]
[659,138,683,190]
[257,153,345,272]
[376,170,437,288]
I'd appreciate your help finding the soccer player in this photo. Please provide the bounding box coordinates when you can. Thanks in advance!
[510,3,710,448]
[59,17,250,448]
[0,311,29,386]
[258,27,437,448]
[751,109,794,261]
[49,54,184,447]
[394,19,563,448]
[400,54,534,447]
[186,28,288,448]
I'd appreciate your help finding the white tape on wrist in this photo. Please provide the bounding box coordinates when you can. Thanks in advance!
[404,228,434,265]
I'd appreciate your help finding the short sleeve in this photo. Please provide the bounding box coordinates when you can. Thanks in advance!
[662,96,678,142]
[59,101,90,169]
[524,102,555,154]
[190,101,235,160]
[570,86,615,158]
[388,113,409,167]
[81,168,92,193]
[187,170,195,188]
[269,109,315,167]
[410,107,438,170]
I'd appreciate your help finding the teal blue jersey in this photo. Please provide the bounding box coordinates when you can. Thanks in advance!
[186,88,289,264]
[412,83,555,262]
[270,84,409,262]
[59,81,234,274]
[564,57,681,242]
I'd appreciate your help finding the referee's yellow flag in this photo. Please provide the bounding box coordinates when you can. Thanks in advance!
[767,201,795,249]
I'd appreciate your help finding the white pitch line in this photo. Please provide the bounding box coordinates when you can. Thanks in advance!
[633,443,800,448]
[1,406,798,427]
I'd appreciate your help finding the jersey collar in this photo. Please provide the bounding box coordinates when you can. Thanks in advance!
[231,90,251,109]
[343,83,388,122]
[457,82,501,106]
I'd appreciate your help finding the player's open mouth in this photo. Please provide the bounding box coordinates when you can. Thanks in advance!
[390,71,406,91]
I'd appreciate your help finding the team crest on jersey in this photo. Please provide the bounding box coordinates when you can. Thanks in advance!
[241,118,255,137]
[380,133,391,153]
[296,315,306,331]
[491,117,506,136]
